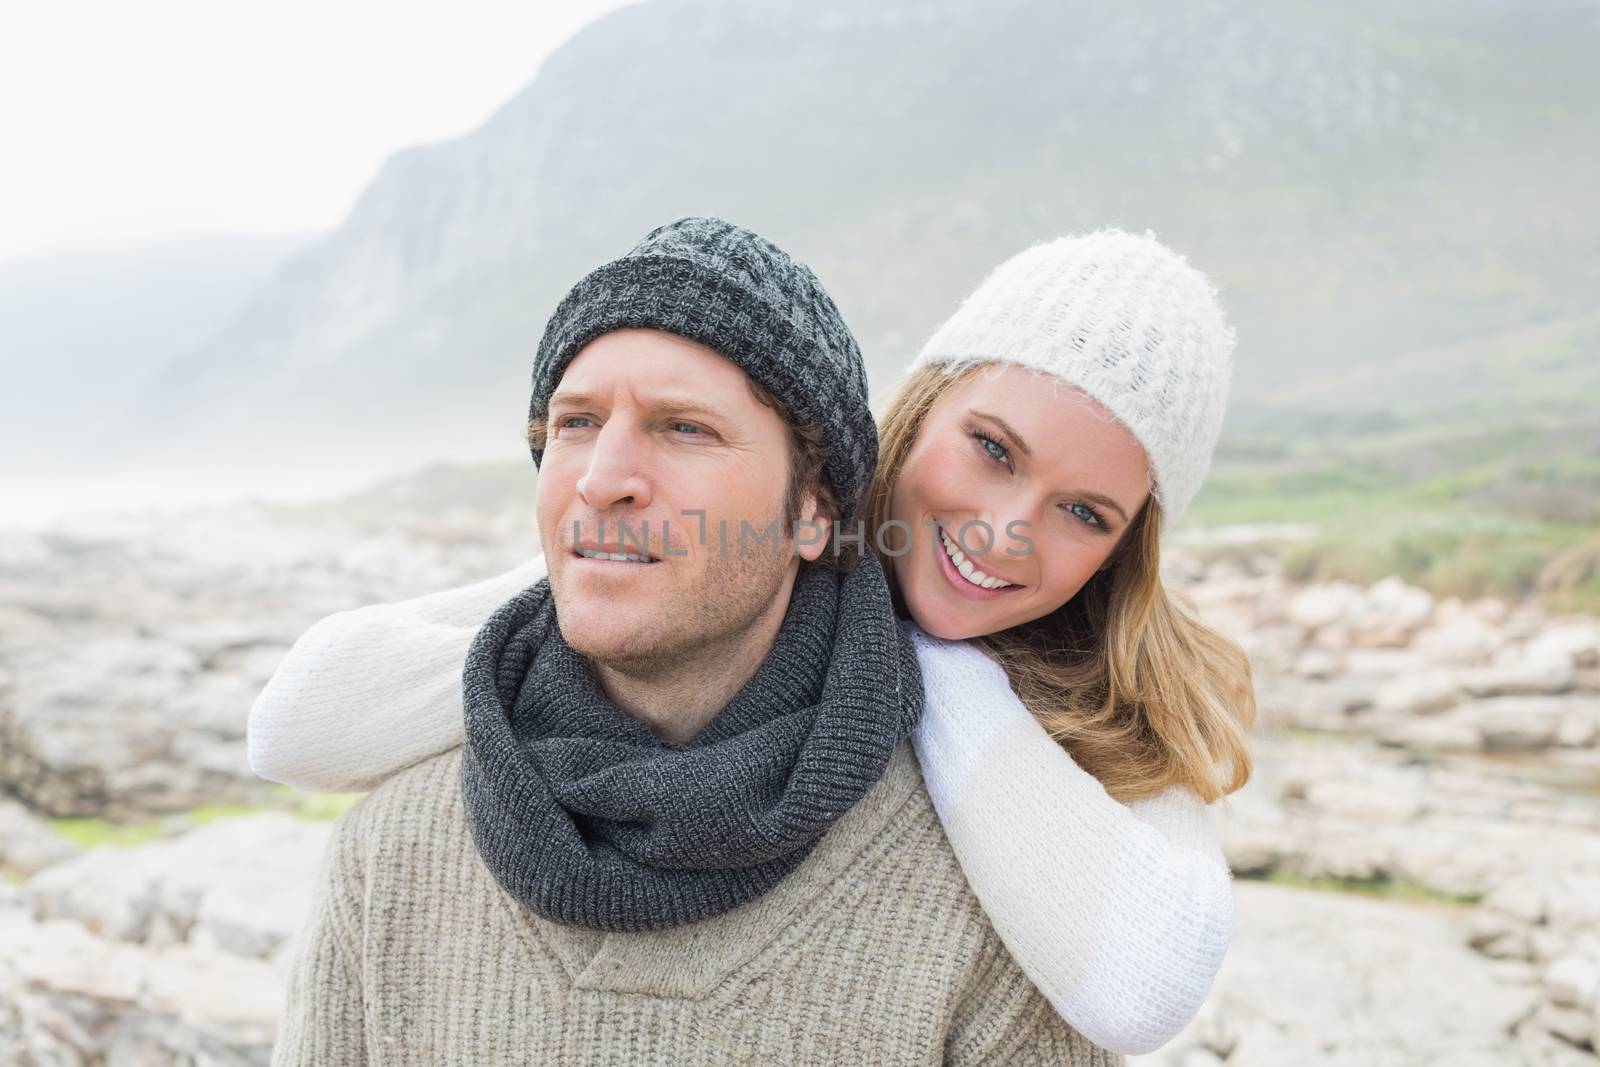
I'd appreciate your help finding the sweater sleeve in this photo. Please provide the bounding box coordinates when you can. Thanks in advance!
[271,804,371,1067]
[247,553,549,793]
[908,623,1234,1057]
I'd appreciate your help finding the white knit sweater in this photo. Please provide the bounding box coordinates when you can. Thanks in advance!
[247,553,1234,1056]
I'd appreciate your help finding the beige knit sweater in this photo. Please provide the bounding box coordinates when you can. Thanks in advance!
[271,740,1124,1066]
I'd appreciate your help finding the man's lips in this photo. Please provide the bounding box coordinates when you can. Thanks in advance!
[571,537,662,562]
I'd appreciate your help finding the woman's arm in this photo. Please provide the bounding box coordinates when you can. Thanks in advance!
[906,623,1234,1057]
[247,553,549,793]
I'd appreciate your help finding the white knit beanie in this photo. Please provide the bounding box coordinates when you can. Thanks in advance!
[907,228,1236,528]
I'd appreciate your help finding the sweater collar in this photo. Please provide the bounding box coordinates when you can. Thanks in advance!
[499,738,923,998]
[459,554,925,932]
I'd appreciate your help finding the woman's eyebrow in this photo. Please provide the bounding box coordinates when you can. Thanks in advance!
[971,410,1033,457]
[1076,490,1131,524]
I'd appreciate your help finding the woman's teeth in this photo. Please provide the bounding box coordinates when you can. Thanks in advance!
[939,528,1013,589]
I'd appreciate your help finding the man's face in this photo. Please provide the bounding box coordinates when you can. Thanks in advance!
[537,328,820,671]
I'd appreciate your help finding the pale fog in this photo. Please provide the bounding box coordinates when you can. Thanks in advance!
[3,1,1599,1064]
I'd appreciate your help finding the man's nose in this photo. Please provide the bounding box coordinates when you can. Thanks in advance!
[575,419,653,511]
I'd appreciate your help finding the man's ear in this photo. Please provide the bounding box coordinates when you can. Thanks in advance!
[794,491,833,563]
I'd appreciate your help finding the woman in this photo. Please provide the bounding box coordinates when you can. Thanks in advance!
[247,227,1254,1056]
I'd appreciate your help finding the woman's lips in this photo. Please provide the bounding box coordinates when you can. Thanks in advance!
[931,522,1023,601]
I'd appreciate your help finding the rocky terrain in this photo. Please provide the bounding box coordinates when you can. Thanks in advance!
[1,497,1597,1065]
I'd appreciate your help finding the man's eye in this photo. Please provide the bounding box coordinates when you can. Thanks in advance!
[669,422,704,434]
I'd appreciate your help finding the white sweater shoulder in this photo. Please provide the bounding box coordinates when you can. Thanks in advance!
[246,552,548,792]
[906,622,1234,1055]
[246,558,1233,1053]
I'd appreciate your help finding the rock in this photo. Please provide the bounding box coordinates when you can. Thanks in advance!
[26,813,331,959]
[1526,621,1600,670]
[0,796,80,876]
[1288,582,1364,631]
[1462,655,1576,698]
[1127,881,1549,1066]
[1373,711,1482,753]
[1534,1001,1596,1049]
[1483,874,1549,926]
[1302,779,1426,821]
[1543,956,1600,1009]
[1490,959,1541,985]
[1373,669,1463,716]
[1555,699,1600,748]
[157,670,259,740]
[1294,821,1395,882]
[1469,921,1536,961]
[160,620,296,671]
[1346,575,1435,647]
[1291,648,1340,681]
[0,653,277,818]
[140,940,285,1039]
[1466,696,1570,751]
[1542,874,1600,935]
[0,907,278,1063]
[1412,615,1499,666]
[212,642,296,690]
[1342,647,1429,679]
[1254,677,1371,733]
[1463,597,1512,626]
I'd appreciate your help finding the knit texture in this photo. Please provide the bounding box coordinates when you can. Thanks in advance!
[907,624,1235,1055]
[530,216,877,521]
[271,743,1122,1066]
[908,228,1236,527]
[247,552,1234,1055]
[459,555,921,932]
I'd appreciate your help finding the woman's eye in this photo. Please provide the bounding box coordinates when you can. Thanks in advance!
[1063,501,1106,529]
[972,429,1010,467]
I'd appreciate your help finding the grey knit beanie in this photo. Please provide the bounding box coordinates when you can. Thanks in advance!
[528,217,876,522]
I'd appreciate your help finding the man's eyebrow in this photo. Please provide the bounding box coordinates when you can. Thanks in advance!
[547,390,730,423]
[972,408,1132,524]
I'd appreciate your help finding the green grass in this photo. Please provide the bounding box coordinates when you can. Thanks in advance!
[1246,869,1487,908]
[51,817,171,849]
[1178,402,1600,612]
[47,787,365,851]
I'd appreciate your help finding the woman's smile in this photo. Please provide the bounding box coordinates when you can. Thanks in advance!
[931,520,1025,600]
[884,363,1151,641]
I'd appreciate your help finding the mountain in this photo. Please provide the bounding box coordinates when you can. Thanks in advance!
[0,233,312,472]
[98,0,1599,509]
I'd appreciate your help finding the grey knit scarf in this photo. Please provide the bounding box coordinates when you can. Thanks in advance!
[459,554,923,932]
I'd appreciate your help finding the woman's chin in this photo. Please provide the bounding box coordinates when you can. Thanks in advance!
[906,591,990,641]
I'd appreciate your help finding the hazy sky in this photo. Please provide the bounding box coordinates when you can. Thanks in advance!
[0,0,637,264]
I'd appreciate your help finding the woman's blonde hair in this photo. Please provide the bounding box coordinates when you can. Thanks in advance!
[859,362,1256,805]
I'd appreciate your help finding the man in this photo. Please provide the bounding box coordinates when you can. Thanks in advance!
[270,218,1120,1065]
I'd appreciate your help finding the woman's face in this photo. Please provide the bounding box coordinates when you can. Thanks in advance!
[886,364,1151,641]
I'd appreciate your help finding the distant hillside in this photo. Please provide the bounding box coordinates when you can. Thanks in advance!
[0,233,312,473]
[87,0,1596,536]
